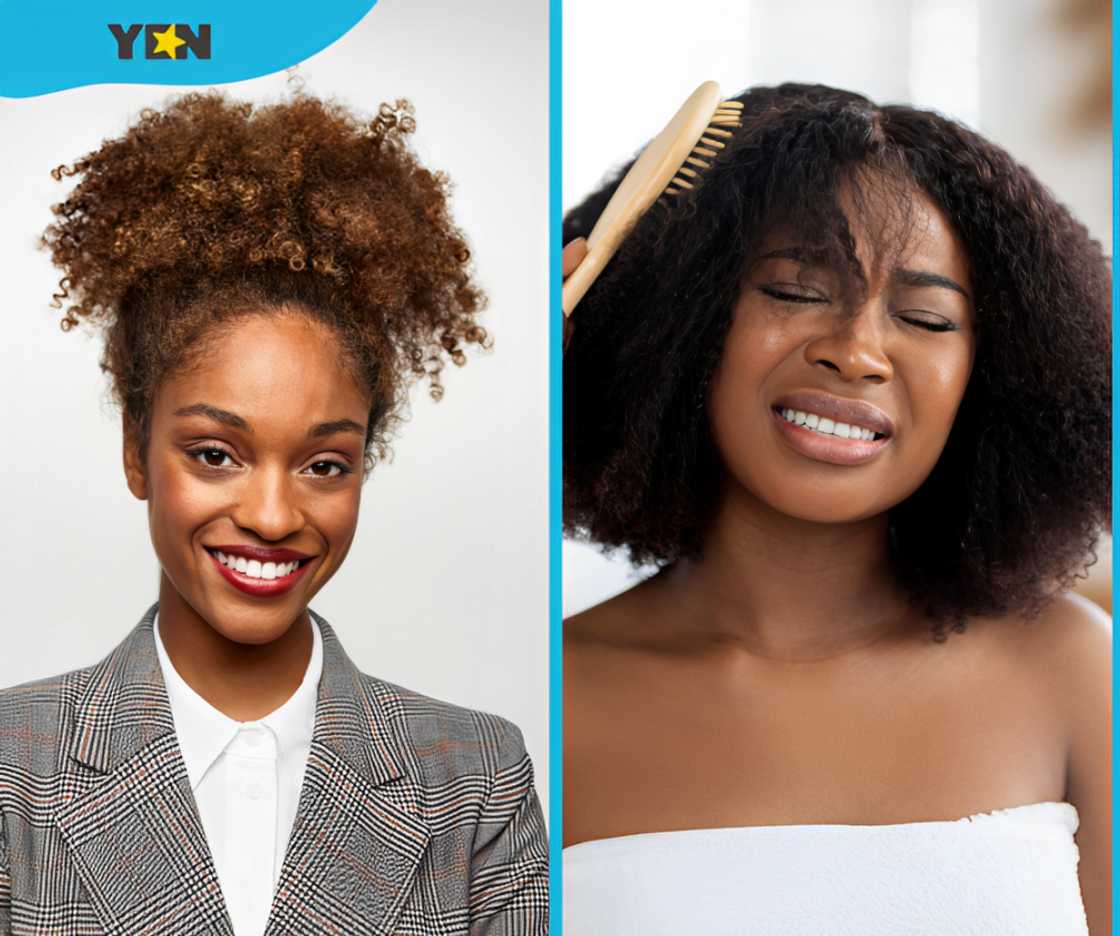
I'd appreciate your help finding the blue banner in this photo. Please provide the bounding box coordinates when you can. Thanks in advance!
[0,0,378,98]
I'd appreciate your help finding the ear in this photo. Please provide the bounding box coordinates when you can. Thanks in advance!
[122,419,149,501]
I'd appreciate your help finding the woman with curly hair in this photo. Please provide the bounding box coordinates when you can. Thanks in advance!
[562,83,1109,935]
[0,91,547,935]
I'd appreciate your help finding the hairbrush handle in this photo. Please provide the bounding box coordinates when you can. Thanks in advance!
[562,233,623,317]
[562,81,742,319]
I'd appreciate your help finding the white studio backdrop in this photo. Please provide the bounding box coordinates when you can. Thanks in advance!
[0,0,550,813]
[562,0,1112,619]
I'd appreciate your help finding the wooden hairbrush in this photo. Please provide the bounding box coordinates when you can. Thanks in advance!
[562,80,743,317]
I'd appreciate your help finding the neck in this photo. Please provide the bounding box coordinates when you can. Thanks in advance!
[664,483,915,661]
[156,574,313,720]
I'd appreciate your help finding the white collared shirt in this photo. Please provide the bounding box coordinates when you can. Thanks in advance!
[152,611,323,936]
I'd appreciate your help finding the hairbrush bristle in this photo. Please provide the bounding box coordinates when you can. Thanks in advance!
[664,99,743,196]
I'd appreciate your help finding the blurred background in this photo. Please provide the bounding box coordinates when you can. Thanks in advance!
[563,0,1112,617]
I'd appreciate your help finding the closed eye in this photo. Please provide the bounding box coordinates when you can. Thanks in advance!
[758,284,827,304]
[897,313,958,332]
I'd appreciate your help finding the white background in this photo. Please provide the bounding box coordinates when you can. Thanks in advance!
[0,0,550,813]
[563,0,1112,618]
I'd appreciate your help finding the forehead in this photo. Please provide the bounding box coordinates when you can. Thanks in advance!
[756,177,972,293]
[157,311,370,417]
[868,185,971,289]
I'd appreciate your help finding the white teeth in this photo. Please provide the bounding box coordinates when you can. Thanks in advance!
[779,408,880,441]
[211,551,303,579]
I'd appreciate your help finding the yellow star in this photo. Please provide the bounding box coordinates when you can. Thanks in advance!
[151,24,186,59]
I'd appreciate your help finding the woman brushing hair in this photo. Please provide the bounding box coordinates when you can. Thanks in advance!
[563,82,1110,935]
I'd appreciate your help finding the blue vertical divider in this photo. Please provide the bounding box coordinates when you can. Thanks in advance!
[1112,4,1118,925]
[548,0,563,931]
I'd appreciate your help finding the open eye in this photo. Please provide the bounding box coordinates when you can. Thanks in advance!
[188,446,237,469]
[303,460,350,479]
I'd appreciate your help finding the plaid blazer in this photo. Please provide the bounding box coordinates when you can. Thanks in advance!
[0,604,548,935]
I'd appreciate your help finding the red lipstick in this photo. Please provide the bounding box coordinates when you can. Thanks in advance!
[204,547,315,597]
[208,545,312,562]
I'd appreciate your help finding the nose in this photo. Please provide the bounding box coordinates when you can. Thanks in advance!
[803,306,893,383]
[231,465,305,542]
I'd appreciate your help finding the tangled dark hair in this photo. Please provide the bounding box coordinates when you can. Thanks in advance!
[564,83,1110,631]
[41,90,488,468]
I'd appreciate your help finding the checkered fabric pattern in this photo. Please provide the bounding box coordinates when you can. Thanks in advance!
[0,604,549,935]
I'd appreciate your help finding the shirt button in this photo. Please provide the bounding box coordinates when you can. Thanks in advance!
[247,784,264,800]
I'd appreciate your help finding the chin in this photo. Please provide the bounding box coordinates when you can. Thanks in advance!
[750,468,934,526]
[202,601,305,646]
[774,497,886,525]
[743,479,894,526]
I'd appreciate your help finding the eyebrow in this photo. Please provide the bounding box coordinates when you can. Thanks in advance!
[308,418,366,439]
[173,404,366,438]
[757,249,971,300]
[757,247,830,265]
[892,269,971,300]
[174,403,250,431]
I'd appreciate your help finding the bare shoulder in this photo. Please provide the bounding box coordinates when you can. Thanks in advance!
[984,592,1109,812]
[1033,590,1111,651]
[564,578,674,742]
[1011,592,1112,935]
[994,592,1111,706]
[565,592,629,699]
[1020,590,1112,748]
[564,575,667,682]
[565,581,651,643]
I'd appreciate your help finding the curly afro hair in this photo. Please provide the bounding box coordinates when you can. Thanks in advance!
[41,90,488,467]
[563,83,1110,631]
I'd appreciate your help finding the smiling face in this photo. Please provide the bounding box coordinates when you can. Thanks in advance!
[708,180,977,524]
[124,309,371,645]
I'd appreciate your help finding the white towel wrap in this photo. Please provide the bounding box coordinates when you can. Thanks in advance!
[563,802,1087,935]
